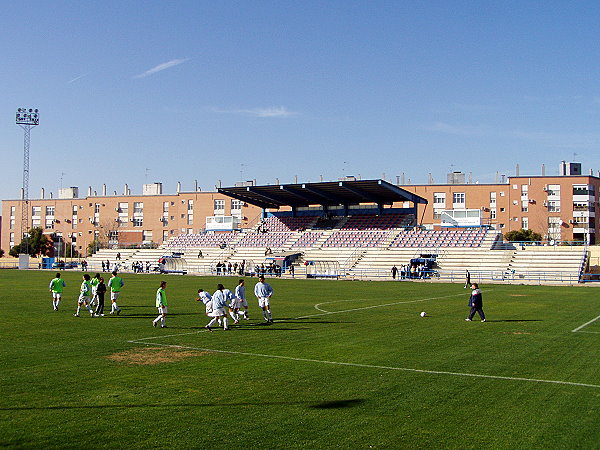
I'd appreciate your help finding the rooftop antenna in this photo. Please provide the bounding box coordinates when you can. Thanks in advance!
[240,163,246,181]
[145,168,150,183]
[60,172,65,189]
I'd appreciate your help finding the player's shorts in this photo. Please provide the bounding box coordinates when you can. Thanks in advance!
[212,307,226,317]
[229,298,241,309]
[78,295,91,304]
[52,292,62,299]
[110,291,120,301]
[238,298,248,308]
[157,306,167,315]
[258,297,270,308]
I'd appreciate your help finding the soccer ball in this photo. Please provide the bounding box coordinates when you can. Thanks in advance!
[420,311,427,317]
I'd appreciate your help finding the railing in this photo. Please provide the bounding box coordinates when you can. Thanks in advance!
[347,267,582,285]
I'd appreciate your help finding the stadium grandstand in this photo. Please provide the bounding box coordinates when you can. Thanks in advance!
[82,179,588,284]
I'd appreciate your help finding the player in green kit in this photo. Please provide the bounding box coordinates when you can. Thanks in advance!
[152,281,168,328]
[108,271,124,315]
[89,273,101,309]
[49,273,66,311]
[74,274,94,317]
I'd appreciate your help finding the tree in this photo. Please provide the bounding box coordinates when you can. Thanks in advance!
[87,239,102,256]
[9,227,53,257]
[504,228,543,242]
[0,248,4,258]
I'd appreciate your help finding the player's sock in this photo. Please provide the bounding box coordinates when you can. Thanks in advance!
[223,317,228,329]
[229,311,237,321]
[217,318,222,326]
[52,300,56,310]
[161,316,165,327]
[56,300,60,310]
[207,318,217,327]
[76,305,81,315]
[267,310,272,320]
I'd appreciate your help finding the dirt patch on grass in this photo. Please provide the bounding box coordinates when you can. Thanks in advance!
[106,347,208,365]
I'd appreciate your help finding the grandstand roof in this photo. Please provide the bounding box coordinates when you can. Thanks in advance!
[218,179,428,210]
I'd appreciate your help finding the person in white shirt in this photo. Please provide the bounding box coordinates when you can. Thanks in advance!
[254,276,274,323]
[205,284,230,331]
[234,279,249,320]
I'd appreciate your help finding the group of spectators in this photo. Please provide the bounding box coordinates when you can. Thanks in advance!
[253,263,282,277]
[131,261,153,273]
[391,263,434,279]
[215,260,246,276]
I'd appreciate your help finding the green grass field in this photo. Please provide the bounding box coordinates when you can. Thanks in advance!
[1,270,599,449]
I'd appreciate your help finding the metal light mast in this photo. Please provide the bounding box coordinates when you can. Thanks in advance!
[16,108,40,252]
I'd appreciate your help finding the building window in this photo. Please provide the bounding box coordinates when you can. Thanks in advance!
[134,202,143,214]
[187,200,193,211]
[45,218,54,229]
[490,192,496,206]
[231,199,244,210]
[433,193,445,205]
[163,230,169,242]
[521,185,528,196]
[490,209,496,220]
[573,185,589,196]
[433,210,441,220]
[163,202,169,213]
[118,202,128,214]
[452,192,465,205]
[521,200,528,212]
[133,218,143,227]
[546,185,560,197]
[143,230,153,243]
[72,205,78,215]
[548,217,561,239]
[548,201,560,212]
[32,206,41,217]
[45,206,55,216]
[187,214,193,225]
[9,232,15,247]
[521,217,528,229]
[214,199,225,213]
[10,206,16,217]
[94,203,100,213]
[10,219,15,229]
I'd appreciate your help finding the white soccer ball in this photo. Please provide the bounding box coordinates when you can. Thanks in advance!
[420,311,427,317]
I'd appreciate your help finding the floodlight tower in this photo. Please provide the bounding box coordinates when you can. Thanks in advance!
[16,108,40,250]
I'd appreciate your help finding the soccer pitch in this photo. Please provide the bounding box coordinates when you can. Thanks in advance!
[1,270,598,448]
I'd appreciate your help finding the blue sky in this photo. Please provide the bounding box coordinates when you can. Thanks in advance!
[2,1,600,204]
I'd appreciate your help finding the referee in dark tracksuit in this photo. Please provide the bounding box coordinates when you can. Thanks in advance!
[465,283,486,322]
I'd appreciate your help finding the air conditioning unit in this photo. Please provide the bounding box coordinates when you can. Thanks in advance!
[569,219,575,224]
[543,186,548,191]
[130,218,135,222]
[115,218,119,222]
[512,200,518,205]
[543,201,548,207]
[528,199,535,204]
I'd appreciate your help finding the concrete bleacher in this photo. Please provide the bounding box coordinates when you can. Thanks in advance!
[85,212,588,284]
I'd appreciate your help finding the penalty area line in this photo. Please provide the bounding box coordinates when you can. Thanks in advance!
[128,340,600,390]
[572,314,600,333]
[305,291,471,318]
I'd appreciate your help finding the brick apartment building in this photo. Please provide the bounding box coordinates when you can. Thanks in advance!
[2,163,599,255]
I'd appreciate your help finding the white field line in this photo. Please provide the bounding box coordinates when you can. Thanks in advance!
[572,314,600,333]
[127,339,600,390]
[303,292,468,318]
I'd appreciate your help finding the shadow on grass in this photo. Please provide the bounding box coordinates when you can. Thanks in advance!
[0,398,366,411]
[309,399,365,409]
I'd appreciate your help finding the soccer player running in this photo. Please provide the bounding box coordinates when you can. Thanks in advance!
[197,288,213,317]
[234,279,249,320]
[152,281,168,328]
[226,285,240,324]
[254,276,274,323]
[49,272,66,311]
[73,274,94,317]
[205,284,230,331]
[108,271,124,315]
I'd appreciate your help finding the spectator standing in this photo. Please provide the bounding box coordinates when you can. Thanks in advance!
[464,269,471,289]
[94,277,107,316]
[391,265,398,279]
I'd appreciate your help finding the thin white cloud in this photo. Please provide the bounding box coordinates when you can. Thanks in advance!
[68,74,87,84]
[133,58,189,79]
[211,106,298,118]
